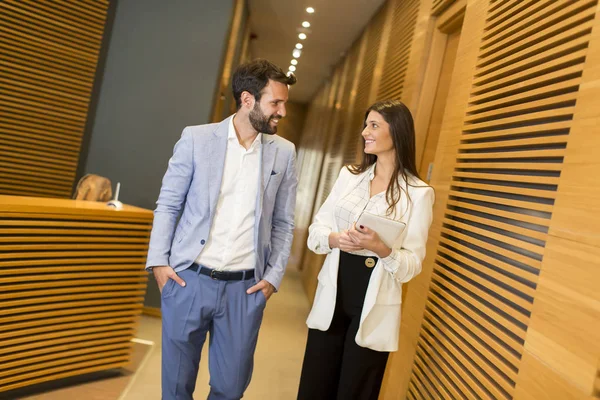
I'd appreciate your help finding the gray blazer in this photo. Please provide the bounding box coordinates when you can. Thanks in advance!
[146,115,298,290]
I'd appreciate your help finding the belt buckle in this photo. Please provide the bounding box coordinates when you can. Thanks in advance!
[210,270,218,280]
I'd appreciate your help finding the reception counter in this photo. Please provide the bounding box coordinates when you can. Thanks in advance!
[0,195,153,393]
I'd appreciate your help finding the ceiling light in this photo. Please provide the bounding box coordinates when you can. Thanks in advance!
[291,59,298,65]
[286,71,294,77]
[295,43,303,49]
[289,65,297,72]
[298,33,307,40]
[306,7,315,13]
[292,49,302,58]
[302,21,311,28]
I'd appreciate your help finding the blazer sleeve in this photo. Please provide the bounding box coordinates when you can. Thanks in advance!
[263,144,298,291]
[145,128,194,270]
[380,186,435,282]
[307,166,349,254]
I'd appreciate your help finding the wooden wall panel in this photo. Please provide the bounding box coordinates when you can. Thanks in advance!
[0,0,110,198]
[342,2,390,166]
[419,29,461,178]
[513,3,600,398]
[0,195,152,394]
[288,81,335,273]
[377,0,420,102]
[381,1,492,398]
[384,0,600,399]
[313,63,351,210]
[298,74,340,296]
[210,0,247,122]
[432,0,459,16]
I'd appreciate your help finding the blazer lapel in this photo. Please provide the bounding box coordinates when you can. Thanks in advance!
[261,136,277,193]
[254,135,276,240]
[208,117,230,217]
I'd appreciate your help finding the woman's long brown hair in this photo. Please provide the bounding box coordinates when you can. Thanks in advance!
[348,100,422,216]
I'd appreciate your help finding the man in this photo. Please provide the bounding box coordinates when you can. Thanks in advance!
[146,59,298,400]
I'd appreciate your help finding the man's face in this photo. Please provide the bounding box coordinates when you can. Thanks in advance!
[249,80,289,135]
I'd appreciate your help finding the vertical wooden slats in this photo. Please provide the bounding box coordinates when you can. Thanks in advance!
[0,0,109,198]
[342,2,390,166]
[432,0,458,16]
[376,0,420,102]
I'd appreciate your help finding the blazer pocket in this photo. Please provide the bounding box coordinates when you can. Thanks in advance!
[266,172,283,190]
[173,222,188,243]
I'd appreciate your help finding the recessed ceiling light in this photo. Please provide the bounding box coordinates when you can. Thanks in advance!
[306,7,315,13]
[298,33,307,40]
[291,59,298,65]
[289,65,297,72]
[293,49,302,58]
[286,71,294,77]
[295,43,303,49]
[302,21,311,28]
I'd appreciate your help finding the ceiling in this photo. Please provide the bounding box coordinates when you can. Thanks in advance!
[248,0,387,104]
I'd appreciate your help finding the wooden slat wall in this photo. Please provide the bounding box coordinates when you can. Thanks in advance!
[287,81,335,273]
[381,0,600,399]
[376,0,420,103]
[595,360,600,399]
[0,196,152,394]
[314,41,362,213]
[0,0,110,198]
[510,2,600,397]
[343,2,390,166]
[432,0,457,16]
[296,78,339,293]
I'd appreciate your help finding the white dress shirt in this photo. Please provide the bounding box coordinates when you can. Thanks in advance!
[195,116,261,271]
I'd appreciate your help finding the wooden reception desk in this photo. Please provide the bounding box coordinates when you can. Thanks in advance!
[0,195,153,393]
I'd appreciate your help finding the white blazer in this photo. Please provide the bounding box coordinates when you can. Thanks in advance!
[306,165,434,351]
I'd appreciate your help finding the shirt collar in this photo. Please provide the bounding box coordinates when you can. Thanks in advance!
[228,115,237,140]
[368,163,377,181]
[229,114,262,150]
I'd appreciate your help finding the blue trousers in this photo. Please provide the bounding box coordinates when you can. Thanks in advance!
[161,267,266,400]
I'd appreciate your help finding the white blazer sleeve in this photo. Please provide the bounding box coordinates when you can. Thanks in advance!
[380,186,435,282]
[307,167,349,254]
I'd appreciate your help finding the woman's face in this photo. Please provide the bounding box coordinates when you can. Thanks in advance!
[362,111,395,157]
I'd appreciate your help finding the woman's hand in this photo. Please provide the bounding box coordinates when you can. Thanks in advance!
[348,223,392,258]
[333,230,364,253]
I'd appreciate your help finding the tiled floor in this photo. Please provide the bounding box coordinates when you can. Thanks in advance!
[120,267,311,400]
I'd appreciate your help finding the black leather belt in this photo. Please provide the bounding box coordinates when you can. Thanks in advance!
[189,263,255,281]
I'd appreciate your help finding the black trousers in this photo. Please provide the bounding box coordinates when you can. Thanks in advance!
[297,252,390,400]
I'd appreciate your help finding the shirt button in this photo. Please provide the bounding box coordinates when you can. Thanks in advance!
[201,239,206,245]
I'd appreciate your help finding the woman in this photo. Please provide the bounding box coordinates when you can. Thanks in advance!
[297,100,435,400]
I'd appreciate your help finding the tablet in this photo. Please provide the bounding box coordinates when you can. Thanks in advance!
[356,211,406,248]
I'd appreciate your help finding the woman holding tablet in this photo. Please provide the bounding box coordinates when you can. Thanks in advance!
[297,100,435,400]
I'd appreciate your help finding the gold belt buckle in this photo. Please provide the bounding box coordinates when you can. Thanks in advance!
[365,257,376,268]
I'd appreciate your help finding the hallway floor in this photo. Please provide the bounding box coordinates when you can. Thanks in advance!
[120,268,311,400]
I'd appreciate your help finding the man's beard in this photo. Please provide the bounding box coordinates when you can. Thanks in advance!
[249,103,281,135]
